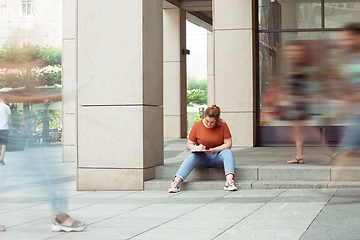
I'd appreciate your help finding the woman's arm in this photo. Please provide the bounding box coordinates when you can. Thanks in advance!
[186,139,205,151]
[209,138,232,154]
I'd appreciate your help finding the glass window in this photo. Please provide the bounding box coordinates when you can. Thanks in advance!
[22,0,35,17]
[325,1,360,28]
[0,0,7,19]
[259,0,322,30]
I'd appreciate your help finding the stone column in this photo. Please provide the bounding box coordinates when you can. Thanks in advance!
[207,31,215,105]
[73,0,163,190]
[213,0,256,147]
[163,7,187,139]
[62,0,77,162]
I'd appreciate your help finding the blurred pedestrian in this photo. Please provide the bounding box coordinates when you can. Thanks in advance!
[279,42,312,164]
[0,96,86,232]
[335,22,360,160]
[0,96,12,166]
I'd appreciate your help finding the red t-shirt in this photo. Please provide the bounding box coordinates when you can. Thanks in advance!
[188,120,232,149]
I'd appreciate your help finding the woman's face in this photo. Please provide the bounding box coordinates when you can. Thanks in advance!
[341,31,360,52]
[203,116,217,129]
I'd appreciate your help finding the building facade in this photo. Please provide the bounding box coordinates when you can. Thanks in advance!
[61,0,360,190]
[0,0,61,47]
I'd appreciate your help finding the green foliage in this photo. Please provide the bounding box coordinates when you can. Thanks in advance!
[0,44,61,66]
[9,103,23,131]
[187,76,207,91]
[187,76,207,106]
[0,44,62,88]
[193,107,204,125]
[9,103,61,133]
[193,113,202,125]
[34,110,62,130]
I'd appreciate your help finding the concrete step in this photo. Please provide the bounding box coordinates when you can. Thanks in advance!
[153,165,360,181]
[154,165,258,181]
[144,179,360,190]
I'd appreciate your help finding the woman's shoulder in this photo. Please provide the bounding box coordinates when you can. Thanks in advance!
[219,121,230,130]
[219,120,228,127]
[193,120,203,128]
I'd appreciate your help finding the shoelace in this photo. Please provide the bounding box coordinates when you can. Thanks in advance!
[171,179,178,188]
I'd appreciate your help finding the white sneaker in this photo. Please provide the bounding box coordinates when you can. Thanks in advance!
[168,179,180,193]
[224,179,237,191]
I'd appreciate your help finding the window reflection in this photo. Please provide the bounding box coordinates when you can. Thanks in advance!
[259,0,321,30]
[325,1,360,28]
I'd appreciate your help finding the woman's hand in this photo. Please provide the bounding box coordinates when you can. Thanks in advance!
[197,144,206,151]
[187,139,206,151]
[207,138,232,155]
[207,148,215,155]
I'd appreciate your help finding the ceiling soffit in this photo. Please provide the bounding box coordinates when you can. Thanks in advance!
[164,0,212,31]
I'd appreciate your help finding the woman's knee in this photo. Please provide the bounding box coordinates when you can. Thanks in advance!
[220,149,234,157]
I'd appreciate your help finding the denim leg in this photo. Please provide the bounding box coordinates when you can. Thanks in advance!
[339,115,360,152]
[32,145,69,215]
[175,152,209,181]
[208,149,235,176]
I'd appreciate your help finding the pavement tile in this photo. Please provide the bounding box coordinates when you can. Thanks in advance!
[224,189,284,198]
[113,209,189,219]
[49,227,130,239]
[212,197,275,203]
[70,191,135,199]
[269,196,331,203]
[232,217,311,229]
[157,218,238,229]
[119,191,173,199]
[180,209,256,220]
[76,203,145,212]
[196,203,264,212]
[244,202,325,220]
[134,203,203,211]
[300,227,360,240]
[131,228,225,240]
[0,203,41,214]
[89,217,169,229]
[65,209,128,225]
[172,190,229,198]
[278,188,337,197]
[0,217,60,238]
[215,228,306,240]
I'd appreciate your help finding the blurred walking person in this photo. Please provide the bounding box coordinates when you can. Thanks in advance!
[0,96,12,166]
[0,96,86,232]
[335,23,360,161]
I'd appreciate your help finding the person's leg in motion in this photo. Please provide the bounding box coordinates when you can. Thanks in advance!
[287,121,305,164]
[23,127,86,232]
[0,145,5,165]
[38,146,86,232]
[0,130,8,165]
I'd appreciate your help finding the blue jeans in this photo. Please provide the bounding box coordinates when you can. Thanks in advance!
[175,149,235,181]
[340,114,360,152]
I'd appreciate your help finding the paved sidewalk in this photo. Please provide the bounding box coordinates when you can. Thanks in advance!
[0,144,360,239]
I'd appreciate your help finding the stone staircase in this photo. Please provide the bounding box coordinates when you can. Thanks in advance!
[150,141,360,190]
[144,164,360,190]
